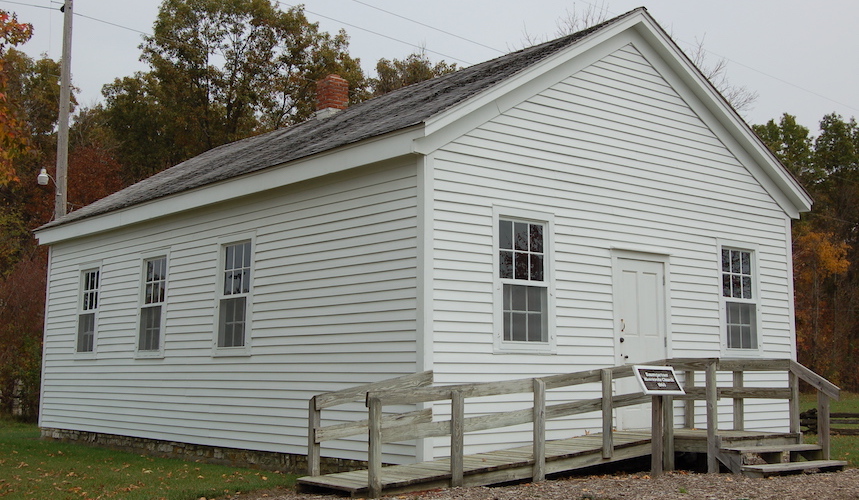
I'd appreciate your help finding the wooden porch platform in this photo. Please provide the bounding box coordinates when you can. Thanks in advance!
[298,429,798,497]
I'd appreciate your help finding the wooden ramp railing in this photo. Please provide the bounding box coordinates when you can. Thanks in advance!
[306,359,840,498]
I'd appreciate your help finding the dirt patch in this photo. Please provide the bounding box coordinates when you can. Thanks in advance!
[223,468,859,500]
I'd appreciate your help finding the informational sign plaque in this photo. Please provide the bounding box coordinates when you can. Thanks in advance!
[633,365,686,396]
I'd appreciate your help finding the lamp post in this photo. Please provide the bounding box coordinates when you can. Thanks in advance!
[54,0,73,218]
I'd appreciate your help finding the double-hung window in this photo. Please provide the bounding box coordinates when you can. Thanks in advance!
[77,268,100,353]
[138,256,167,354]
[218,240,252,349]
[721,247,759,350]
[496,212,553,350]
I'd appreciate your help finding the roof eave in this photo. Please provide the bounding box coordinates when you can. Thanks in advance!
[35,125,425,245]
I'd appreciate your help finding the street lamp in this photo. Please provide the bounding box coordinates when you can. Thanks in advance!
[37,168,50,186]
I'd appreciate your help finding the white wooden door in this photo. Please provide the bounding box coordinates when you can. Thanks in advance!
[614,257,668,430]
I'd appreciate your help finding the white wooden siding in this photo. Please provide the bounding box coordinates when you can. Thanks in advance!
[41,161,420,463]
[429,44,794,457]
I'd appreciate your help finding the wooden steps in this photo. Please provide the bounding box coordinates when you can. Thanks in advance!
[742,460,848,478]
[718,440,847,478]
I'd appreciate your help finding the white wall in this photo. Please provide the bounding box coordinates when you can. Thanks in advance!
[429,43,794,457]
[40,160,421,463]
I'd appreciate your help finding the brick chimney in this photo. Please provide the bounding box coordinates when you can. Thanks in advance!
[316,74,349,118]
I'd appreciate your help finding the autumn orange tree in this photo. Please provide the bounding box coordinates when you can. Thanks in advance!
[756,113,859,388]
[0,10,31,187]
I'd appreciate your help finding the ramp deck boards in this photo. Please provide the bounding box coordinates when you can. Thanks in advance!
[298,429,799,497]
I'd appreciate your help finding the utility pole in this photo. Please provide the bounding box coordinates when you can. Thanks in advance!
[55,0,73,218]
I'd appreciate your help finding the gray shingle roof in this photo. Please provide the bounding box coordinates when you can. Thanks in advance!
[41,8,643,230]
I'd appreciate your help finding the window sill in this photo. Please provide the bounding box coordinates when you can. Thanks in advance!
[494,341,556,355]
[212,346,251,357]
[721,348,763,358]
[135,350,164,359]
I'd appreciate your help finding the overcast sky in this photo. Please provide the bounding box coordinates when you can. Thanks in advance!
[6,0,858,133]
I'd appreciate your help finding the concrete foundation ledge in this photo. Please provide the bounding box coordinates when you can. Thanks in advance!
[40,427,366,474]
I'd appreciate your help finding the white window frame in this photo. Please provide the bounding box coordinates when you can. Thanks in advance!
[213,235,254,355]
[718,241,762,356]
[493,206,556,353]
[76,264,101,357]
[136,253,169,358]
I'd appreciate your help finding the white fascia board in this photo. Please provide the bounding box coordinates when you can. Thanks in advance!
[36,127,424,245]
[629,20,812,217]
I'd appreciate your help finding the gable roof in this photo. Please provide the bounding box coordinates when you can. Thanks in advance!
[37,9,643,231]
[37,6,810,237]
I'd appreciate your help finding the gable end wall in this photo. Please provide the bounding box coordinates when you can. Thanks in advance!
[429,44,794,457]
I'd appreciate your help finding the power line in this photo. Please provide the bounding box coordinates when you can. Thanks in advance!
[0,0,57,11]
[0,0,148,36]
[277,1,474,66]
[349,0,504,55]
[672,38,859,118]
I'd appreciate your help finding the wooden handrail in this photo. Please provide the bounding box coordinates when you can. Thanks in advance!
[306,359,838,497]
[308,371,433,477]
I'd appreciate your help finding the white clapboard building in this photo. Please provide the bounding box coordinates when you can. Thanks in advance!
[36,8,810,467]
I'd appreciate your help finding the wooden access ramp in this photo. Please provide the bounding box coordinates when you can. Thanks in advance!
[301,359,845,498]
[299,431,653,497]
[298,428,837,497]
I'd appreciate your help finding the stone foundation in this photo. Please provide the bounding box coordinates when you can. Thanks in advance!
[40,427,366,474]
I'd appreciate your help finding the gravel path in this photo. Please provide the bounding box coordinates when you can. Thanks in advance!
[224,468,859,500]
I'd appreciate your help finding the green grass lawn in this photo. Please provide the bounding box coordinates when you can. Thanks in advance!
[800,391,859,467]
[0,418,297,500]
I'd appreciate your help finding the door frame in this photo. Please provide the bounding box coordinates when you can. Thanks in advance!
[610,249,673,366]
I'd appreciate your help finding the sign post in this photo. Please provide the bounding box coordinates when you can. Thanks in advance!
[633,365,685,475]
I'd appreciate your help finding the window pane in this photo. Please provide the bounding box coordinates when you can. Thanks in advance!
[528,313,543,342]
[77,313,95,352]
[514,252,528,280]
[731,275,741,298]
[741,276,752,299]
[225,244,235,271]
[511,313,527,341]
[527,286,542,312]
[240,242,249,268]
[514,222,529,251]
[530,224,543,253]
[219,297,246,347]
[223,242,251,295]
[241,269,250,294]
[726,302,737,323]
[499,220,513,249]
[530,254,544,281]
[726,302,756,349]
[139,306,161,351]
[731,250,741,273]
[728,325,741,349]
[504,285,546,343]
[721,249,730,272]
[512,285,527,311]
[722,275,731,297]
[500,251,513,279]
[741,252,751,275]
[224,270,235,294]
